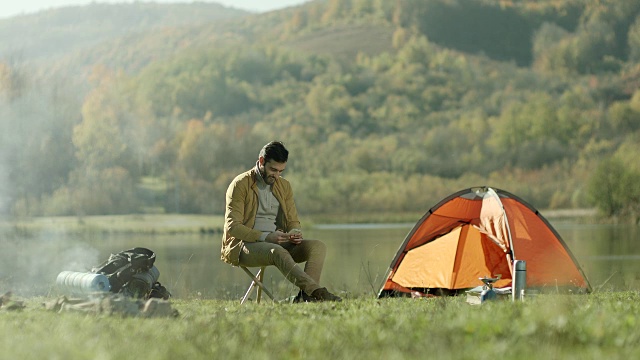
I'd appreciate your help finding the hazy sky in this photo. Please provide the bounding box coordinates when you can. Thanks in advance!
[0,0,311,19]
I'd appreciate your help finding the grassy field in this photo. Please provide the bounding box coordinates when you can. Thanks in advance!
[282,24,395,61]
[2,291,639,359]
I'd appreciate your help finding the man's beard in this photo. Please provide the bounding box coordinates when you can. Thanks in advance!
[260,167,275,184]
[265,175,276,184]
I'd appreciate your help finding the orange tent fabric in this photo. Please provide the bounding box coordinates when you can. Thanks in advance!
[379,187,591,297]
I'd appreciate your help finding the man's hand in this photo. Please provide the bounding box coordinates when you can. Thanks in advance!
[266,230,303,244]
[288,229,303,244]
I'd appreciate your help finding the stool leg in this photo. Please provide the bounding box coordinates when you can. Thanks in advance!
[256,267,265,303]
[240,267,275,304]
[241,279,256,304]
[241,267,261,304]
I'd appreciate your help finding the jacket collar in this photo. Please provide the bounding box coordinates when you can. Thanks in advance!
[254,161,268,187]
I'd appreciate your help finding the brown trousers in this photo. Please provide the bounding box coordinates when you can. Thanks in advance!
[238,239,326,295]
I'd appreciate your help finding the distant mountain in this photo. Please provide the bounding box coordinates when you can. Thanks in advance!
[0,2,249,63]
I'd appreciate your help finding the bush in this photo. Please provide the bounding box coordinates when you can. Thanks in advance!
[587,158,640,216]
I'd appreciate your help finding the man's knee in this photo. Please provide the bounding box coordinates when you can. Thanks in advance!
[306,239,327,256]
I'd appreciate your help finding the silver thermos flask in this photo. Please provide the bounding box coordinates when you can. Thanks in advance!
[513,260,526,301]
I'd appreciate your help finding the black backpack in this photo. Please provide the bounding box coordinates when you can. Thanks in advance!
[92,247,170,299]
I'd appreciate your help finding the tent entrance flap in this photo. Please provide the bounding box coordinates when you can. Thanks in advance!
[392,224,511,290]
[392,226,462,289]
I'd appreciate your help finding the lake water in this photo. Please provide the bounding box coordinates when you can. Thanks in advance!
[3,221,639,299]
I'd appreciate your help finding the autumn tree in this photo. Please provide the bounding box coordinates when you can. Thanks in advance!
[67,66,141,214]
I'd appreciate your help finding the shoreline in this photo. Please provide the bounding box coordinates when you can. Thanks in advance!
[0,209,601,236]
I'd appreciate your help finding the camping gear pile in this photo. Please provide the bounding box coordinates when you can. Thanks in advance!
[378,187,591,300]
[52,247,176,317]
[56,247,171,300]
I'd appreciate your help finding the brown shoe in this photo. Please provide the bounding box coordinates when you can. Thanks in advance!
[292,290,317,303]
[311,287,342,302]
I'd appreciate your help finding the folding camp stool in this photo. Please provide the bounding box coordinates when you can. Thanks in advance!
[240,266,275,304]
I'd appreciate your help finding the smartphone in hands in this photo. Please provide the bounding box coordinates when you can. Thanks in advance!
[288,229,303,243]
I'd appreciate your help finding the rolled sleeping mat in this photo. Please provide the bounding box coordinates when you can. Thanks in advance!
[56,271,111,296]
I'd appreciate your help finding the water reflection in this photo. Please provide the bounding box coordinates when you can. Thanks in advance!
[2,222,638,299]
[554,223,640,291]
[54,225,413,300]
[99,222,639,299]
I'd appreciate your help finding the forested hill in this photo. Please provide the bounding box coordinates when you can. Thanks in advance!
[1,0,640,222]
[0,2,248,62]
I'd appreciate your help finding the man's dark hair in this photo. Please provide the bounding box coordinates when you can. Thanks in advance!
[260,141,289,163]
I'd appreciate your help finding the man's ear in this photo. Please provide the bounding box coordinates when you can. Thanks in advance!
[258,156,265,166]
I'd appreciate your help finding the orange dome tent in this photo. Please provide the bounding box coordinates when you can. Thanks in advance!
[378,187,591,297]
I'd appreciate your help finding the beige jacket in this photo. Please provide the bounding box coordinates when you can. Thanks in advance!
[221,168,301,265]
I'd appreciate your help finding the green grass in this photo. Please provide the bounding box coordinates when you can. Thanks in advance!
[3,292,640,359]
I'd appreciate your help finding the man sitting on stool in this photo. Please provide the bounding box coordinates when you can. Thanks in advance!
[221,141,341,302]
